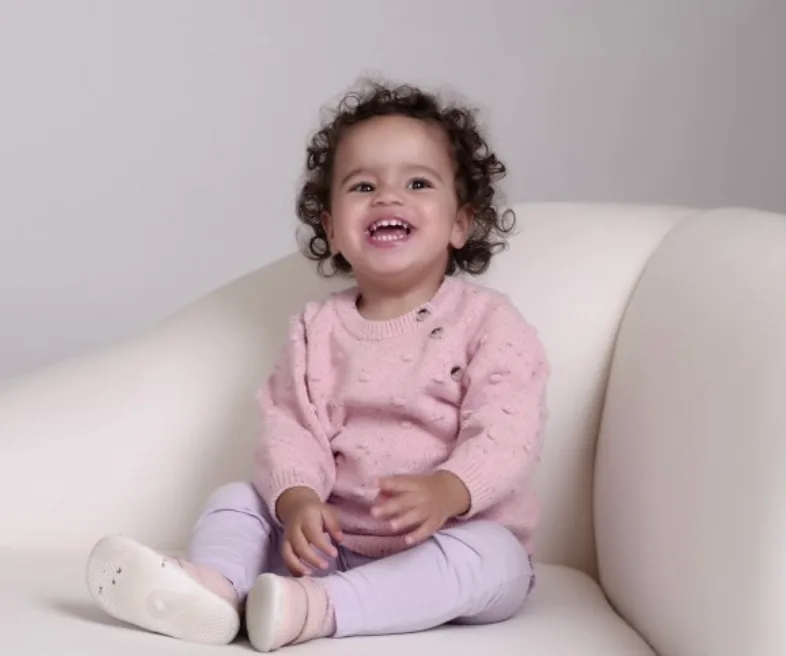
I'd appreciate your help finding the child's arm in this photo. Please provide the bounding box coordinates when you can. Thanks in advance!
[253,310,336,521]
[436,300,550,517]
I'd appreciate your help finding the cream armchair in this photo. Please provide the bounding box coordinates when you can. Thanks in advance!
[2,203,785,655]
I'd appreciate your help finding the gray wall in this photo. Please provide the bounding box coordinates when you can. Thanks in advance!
[1,1,785,379]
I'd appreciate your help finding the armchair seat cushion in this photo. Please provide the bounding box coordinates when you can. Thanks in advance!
[1,550,653,655]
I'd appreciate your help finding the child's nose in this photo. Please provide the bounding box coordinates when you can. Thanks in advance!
[371,184,404,205]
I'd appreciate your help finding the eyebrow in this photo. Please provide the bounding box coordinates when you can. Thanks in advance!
[338,164,445,187]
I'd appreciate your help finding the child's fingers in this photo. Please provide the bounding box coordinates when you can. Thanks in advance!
[371,492,418,521]
[281,539,311,577]
[377,475,418,494]
[404,519,439,546]
[322,509,344,547]
[308,522,338,560]
[298,523,330,570]
[289,531,327,569]
[388,506,426,533]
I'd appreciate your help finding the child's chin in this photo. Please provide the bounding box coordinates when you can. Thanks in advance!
[356,261,413,280]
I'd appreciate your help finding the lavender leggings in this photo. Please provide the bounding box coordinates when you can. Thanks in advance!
[187,482,535,637]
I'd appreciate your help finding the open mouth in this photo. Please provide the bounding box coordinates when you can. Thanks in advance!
[366,218,414,242]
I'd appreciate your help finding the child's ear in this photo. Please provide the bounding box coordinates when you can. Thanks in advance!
[449,205,473,249]
[321,212,336,251]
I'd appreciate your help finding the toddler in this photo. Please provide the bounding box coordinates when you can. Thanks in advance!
[86,80,550,651]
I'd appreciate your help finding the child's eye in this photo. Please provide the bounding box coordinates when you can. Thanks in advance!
[350,182,374,193]
[408,178,432,190]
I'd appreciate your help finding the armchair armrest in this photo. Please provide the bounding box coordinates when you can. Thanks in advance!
[0,253,341,551]
[595,208,786,656]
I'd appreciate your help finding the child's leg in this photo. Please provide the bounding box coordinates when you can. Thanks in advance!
[325,520,534,636]
[187,480,284,600]
[86,481,283,645]
[244,520,533,651]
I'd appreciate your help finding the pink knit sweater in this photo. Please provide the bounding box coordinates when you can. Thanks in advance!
[253,276,549,557]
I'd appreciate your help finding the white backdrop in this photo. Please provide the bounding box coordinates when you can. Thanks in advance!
[1,0,785,379]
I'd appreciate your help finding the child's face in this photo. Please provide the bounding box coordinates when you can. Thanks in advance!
[323,115,470,286]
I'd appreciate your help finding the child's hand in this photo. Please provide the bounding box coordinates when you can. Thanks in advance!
[276,487,343,576]
[371,471,471,545]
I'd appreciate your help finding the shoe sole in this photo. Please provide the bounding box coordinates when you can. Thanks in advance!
[85,534,240,645]
[245,573,287,652]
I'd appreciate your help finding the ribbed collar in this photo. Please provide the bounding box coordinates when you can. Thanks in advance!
[333,276,462,340]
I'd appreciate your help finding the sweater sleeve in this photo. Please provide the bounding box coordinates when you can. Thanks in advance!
[437,298,550,518]
[252,310,336,520]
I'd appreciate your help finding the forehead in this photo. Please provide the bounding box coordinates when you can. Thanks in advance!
[334,115,452,170]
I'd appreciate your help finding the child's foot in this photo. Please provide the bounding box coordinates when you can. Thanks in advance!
[86,534,240,645]
[245,574,335,652]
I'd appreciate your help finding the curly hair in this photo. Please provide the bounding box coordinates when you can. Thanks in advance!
[296,80,515,277]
